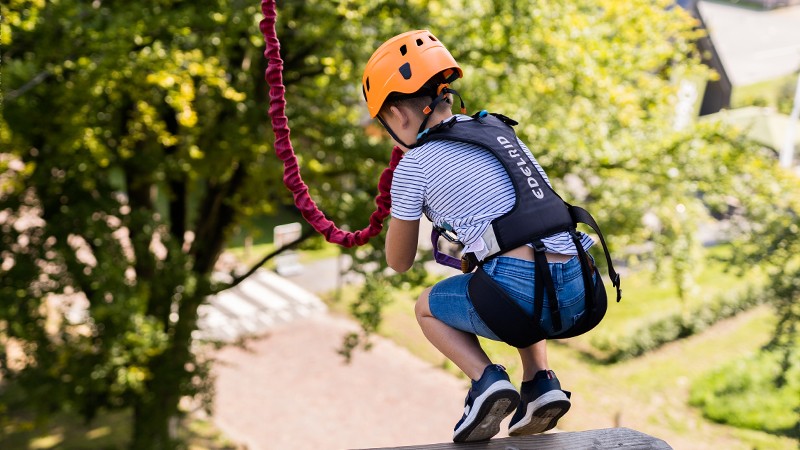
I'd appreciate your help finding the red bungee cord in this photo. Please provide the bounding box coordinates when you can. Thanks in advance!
[259,0,403,247]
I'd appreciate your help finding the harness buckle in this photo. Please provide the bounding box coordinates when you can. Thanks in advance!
[460,254,477,273]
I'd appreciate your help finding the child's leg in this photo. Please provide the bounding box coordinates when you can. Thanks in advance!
[415,287,491,381]
[517,341,549,382]
[510,340,571,435]
[417,286,519,442]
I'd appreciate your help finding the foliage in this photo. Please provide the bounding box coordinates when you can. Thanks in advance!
[690,350,800,437]
[704,78,800,437]
[590,279,769,362]
[0,379,240,449]
[0,0,421,447]
[422,0,742,301]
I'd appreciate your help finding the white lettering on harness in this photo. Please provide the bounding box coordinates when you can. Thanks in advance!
[497,136,544,199]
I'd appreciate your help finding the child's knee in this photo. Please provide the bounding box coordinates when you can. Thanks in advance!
[414,287,433,321]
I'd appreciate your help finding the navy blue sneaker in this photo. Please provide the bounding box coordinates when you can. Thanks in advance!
[508,369,571,436]
[453,364,520,442]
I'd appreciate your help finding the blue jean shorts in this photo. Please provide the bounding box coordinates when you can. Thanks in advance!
[428,256,593,341]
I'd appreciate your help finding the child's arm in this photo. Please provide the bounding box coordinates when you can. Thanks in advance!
[386,218,420,273]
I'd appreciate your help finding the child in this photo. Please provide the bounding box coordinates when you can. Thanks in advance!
[362,30,597,442]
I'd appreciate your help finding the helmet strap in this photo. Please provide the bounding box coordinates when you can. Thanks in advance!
[417,86,466,140]
[377,115,418,150]
[376,83,467,149]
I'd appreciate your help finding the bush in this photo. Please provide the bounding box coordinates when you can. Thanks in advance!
[689,350,800,437]
[589,283,769,363]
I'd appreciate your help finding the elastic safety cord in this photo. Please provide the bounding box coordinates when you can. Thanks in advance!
[259,0,400,247]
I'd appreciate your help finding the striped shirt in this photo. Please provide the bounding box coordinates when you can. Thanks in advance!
[390,114,593,261]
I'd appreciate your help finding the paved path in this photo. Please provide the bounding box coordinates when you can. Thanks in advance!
[211,314,509,450]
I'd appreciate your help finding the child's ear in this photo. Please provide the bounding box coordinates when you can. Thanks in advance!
[389,105,411,129]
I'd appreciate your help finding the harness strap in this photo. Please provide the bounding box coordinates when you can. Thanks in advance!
[570,230,596,313]
[568,205,622,302]
[533,260,545,325]
[532,240,562,332]
[468,267,548,348]
[430,229,463,270]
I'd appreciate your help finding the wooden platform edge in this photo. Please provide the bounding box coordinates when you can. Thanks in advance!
[356,427,673,450]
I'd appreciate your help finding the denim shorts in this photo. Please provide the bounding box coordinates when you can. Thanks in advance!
[428,256,593,341]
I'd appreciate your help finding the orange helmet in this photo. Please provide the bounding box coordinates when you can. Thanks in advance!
[363,30,463,118]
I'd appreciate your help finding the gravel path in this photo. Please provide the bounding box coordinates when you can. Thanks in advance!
[211,314,513,450]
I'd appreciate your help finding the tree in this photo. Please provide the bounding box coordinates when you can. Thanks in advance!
[3,0,796,447]
[723,146,800,437]
[1,0,425,447]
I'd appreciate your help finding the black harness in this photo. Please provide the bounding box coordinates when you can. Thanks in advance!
[420,111,622,348]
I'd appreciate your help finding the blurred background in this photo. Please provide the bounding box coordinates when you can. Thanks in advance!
[1,0,799,449]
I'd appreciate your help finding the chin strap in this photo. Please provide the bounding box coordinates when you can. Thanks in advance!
[417,84,466,140]
[376,83,467,150]
[377,115,417,150]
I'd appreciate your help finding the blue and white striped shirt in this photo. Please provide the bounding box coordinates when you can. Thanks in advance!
[390,115,593,261]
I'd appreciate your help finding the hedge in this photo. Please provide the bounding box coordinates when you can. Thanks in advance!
[589,282,770,363]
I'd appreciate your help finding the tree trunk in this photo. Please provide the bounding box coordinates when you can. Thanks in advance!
[131,385,178,450]
[130,287,204,449]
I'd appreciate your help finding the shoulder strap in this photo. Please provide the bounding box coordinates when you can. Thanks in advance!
[568,205,622,302]
[421,112,574,254]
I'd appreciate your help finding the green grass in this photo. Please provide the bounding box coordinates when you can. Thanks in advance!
[553,245,768,361]
[0,408,131,449]
[0,385,239,450]
[224,210,345,269]
[592,248,755,334]
[227,209,304,248]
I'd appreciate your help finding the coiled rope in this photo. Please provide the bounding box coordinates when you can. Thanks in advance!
[259,0,402,247]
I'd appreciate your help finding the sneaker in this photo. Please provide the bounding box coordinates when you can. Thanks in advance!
[508,369,571,436]
[453,364,520,442]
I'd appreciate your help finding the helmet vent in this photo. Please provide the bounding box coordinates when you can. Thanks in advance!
[399,44,407,56]
[429,35,437,41]
[365,77,370,91]
[416,38,424,46]
[399,62,412,80]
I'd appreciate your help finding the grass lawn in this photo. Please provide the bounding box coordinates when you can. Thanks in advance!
[570,253,766,360]
[0,407,240,450]
[0,380,239,449]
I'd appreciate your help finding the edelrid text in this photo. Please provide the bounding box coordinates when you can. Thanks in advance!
[497,136,544,199]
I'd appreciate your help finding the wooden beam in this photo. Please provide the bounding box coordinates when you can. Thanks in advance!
[357,428,672,450]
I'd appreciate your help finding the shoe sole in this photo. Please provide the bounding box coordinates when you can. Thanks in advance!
[508,390,571,436]
[453,381,519,443]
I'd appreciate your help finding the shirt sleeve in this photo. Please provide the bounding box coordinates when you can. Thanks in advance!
[390,154,426,220]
